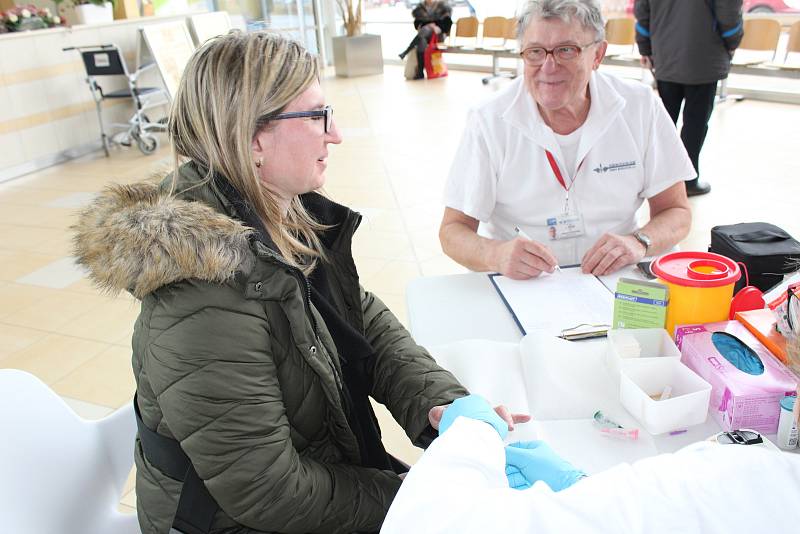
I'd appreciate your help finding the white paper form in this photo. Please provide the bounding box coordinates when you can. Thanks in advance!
[490,267,614,337]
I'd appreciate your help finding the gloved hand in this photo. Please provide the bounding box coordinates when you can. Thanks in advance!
[438,394,509,439]
[505,440,586,492]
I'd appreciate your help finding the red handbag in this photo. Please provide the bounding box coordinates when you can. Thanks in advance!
[424,33,448,79]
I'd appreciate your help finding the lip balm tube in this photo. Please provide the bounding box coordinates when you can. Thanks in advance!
[600,428,640,441]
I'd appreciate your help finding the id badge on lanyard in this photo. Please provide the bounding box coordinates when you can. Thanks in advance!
[545,150,585,241]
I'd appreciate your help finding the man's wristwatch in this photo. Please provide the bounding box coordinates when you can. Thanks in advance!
[633,231,652,254]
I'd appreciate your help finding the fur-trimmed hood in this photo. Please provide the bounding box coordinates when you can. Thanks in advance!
[72,182,254,299]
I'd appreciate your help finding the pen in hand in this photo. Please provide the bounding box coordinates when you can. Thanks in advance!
[514,226,561,273]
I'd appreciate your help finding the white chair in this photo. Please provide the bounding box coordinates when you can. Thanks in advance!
[0,369,139,534]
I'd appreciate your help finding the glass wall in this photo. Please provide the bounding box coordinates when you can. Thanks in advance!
[153,0,321,53]
[363,1,518,68]
[359,0,636,70]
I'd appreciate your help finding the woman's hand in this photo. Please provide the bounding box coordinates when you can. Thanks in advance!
[428,401,531,432]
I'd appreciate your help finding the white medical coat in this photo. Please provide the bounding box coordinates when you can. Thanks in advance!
[381,418,800,534]
[444,72,696,265]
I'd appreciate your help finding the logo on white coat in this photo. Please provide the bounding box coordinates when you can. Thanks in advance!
[593,161,636,173]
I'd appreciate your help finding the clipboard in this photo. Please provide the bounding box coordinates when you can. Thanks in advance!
[488,267,613,339]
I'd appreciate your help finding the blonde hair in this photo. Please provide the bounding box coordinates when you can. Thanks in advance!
[168,31,326,275]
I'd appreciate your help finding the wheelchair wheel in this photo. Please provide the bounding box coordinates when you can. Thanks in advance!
[137,134,159,155]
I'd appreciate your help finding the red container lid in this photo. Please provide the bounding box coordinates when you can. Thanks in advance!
[651,251,741,288]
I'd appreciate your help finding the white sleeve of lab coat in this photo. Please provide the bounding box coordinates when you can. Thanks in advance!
[442,109,499,222]
[381,417,800,534]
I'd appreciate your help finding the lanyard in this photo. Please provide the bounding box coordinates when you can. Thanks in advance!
[545,149,583,214]
[545,149,567,189]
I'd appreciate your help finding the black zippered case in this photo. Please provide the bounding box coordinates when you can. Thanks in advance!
[709,222,800,291]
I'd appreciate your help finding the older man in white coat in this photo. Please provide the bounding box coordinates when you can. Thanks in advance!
[440,0,693,278]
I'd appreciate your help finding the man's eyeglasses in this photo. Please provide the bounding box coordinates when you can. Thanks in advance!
[519,41,598,66]
[270,105,334,133]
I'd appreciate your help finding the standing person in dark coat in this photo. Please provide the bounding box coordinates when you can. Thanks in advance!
[399,0,453,79]
[634,0,744,197]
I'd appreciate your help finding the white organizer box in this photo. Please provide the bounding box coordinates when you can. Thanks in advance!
[606,328,681,376]
[620,357,712,435]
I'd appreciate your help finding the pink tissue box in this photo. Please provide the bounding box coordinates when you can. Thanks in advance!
[676,321,797,434]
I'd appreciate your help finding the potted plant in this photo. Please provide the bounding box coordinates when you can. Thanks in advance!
[338,0,363,37]
[2,5,63,32]
[332,0,384,77]
[56,0,115,26]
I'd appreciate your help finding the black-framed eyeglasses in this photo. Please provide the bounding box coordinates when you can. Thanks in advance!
[519,41,598,66]
[270,105,334,133]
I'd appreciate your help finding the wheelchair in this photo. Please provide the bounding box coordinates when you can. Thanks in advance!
[63,44,169,156]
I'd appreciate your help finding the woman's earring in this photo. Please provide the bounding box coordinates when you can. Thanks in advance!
[255,157,263,168]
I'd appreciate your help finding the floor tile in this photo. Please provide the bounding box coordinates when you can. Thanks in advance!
[45,192,99,209]
[55,296,139,344]
[0,186,78,207]
[372,292,408,329]
[61,395,114,419]
[419,255,469,278]
[0,333,109,385]
[0,323,47,359]
[3,290,109,332]
[359,259,421,297]
[0,250,62,282]
[372,400,423,466]
[352,207,408,233]
[15,256,87,289]
[118,502,136,515]
[0,282,51,320]
[0,224,61,253]
[352,229,417,261]
[120,468,137,509]
[51,344,135,408]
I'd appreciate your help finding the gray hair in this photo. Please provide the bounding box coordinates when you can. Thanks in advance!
[517,0,605,42]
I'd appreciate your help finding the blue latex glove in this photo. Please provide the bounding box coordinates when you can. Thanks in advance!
[438,394,509,439]
[711,332,765,375]
[505,440,586,492]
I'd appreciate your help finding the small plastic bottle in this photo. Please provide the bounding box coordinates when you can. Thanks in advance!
[777,396,798,450]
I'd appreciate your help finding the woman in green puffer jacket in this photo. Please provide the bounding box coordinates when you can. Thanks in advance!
[71,32,505,534]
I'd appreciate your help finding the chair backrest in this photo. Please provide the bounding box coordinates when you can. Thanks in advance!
[504,17,518,41]
[455,16,479,38]
[739,18,781,52]
[786,20,800,60]
[483,16,508,39]
[451,16,479,46]
[79,45,128,77]
[0,369,139,534]
[605,17,635,46]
